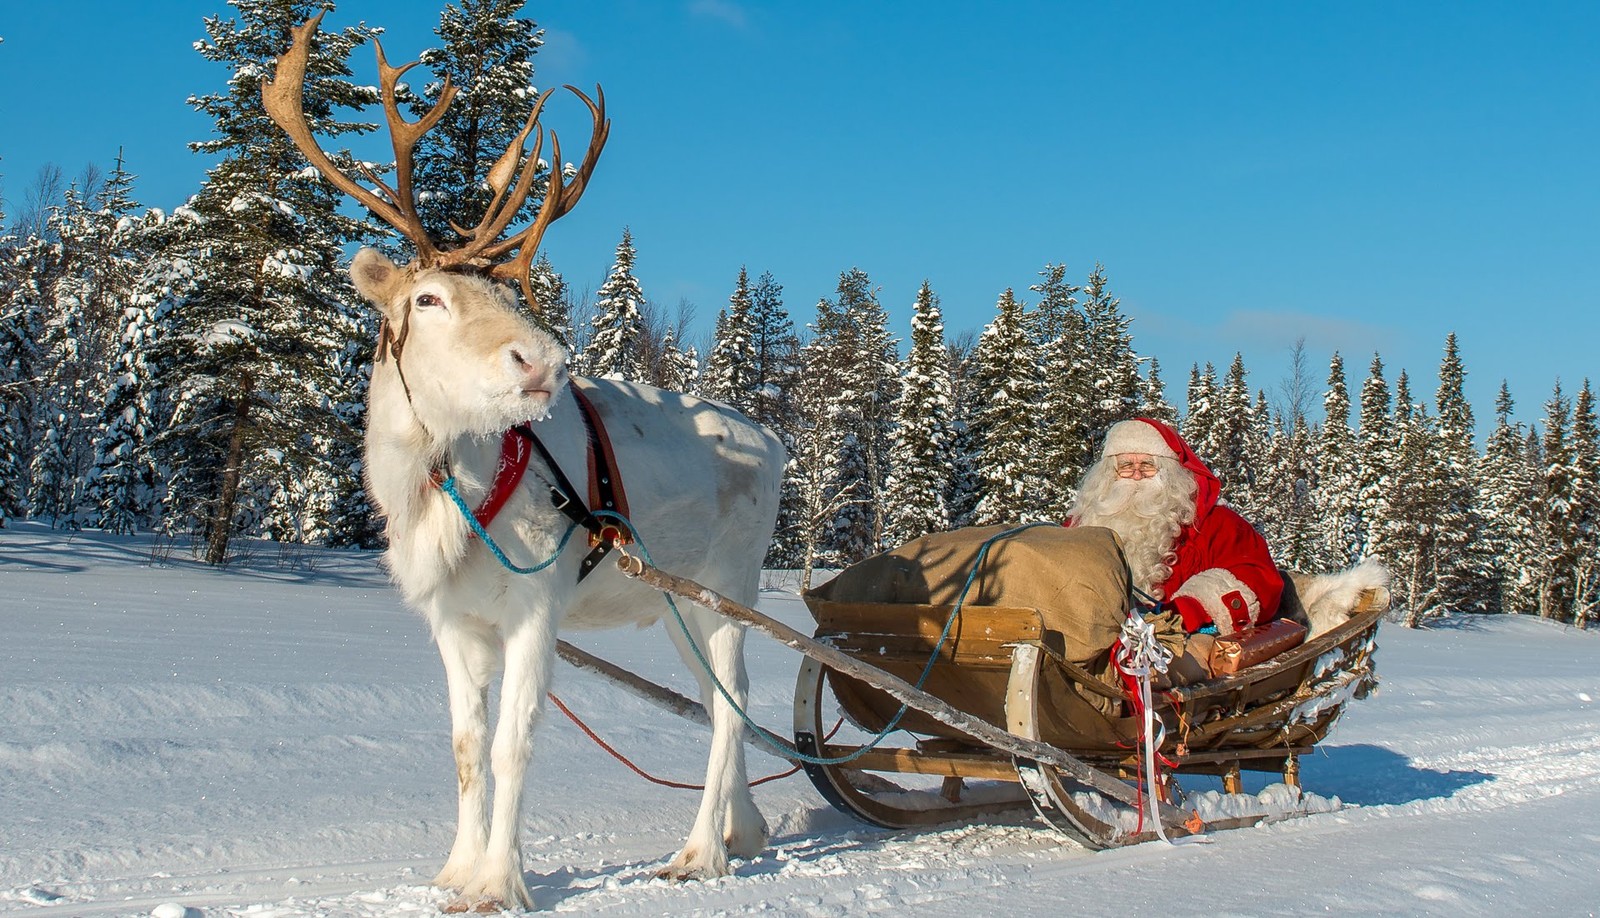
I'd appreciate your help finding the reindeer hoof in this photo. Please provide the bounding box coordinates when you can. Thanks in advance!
[656,845,729,882]
[442,895,511,914]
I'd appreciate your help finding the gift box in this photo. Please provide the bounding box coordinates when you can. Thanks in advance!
[1208,618,1308,675]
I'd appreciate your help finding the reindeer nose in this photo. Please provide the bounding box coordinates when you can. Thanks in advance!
[508,344,556,390]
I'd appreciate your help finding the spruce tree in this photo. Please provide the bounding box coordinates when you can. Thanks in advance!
[804,268,899,562]
[1382,371,1445,624]
[528,252,573,348]
[701,266,759,414]
[1030,262,1092,512]
[167,1,380,564]
[583,227,646,380]
[885,280,955,543]
[1080,263,1141,437]
[969,288,1047,526]
[1477,382,1540,612]
[1140,357,1178,425]
[1181,362,1219,464]
[1568,380,1600,625]
[1353,354,1397,565]
[1315,352,1362,568]
[1537,382,1578,621]
[408,0,546,247]
[1430,333,1489,613]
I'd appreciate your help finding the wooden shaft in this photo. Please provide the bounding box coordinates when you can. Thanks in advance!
[617,554,1193,825]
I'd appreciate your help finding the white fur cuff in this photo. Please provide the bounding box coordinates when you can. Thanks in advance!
[1172,568,1261,634]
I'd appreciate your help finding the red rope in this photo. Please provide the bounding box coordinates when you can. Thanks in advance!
[548,692,838,790]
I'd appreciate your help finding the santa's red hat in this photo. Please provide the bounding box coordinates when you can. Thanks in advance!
[1101,418,1179,460]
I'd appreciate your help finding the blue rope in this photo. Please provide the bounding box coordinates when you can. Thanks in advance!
[438,478,1049,767]
[437,476,580,574]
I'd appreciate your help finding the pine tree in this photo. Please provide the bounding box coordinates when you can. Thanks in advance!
[1382,371,1445,624]
[0,227,58,521]
[1568,380,1600,625]
[1140,357,1178,425]
[1315,352,1362,569]
[1181,362,1219,464]
[528,252,573,348]
[885,280,955,543]
[1030,262,1092,513]
[583,227,646,380]
[701,266,759,414]
[1208,353,1258,511]
[408,0,546,247]
[1477,382,1540,612]
[1430,333,1489,613]
[969,288,1047,526]
[1080,263,1142,438]
[1537,382,1579,621]
[803,268,899,563]
[654,325,699,393]
[166,1,380,564]
[1353,354,1397,565]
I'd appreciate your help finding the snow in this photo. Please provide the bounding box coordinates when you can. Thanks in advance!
[3,522,1600,917]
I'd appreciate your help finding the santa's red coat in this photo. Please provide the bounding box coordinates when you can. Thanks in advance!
[1077,418,1283,635]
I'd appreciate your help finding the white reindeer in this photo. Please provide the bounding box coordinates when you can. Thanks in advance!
[265,17,785,911]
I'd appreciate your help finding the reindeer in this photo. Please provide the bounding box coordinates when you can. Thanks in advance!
[264,16,785,912]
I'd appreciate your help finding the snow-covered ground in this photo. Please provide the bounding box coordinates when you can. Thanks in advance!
[3,522,1599,917]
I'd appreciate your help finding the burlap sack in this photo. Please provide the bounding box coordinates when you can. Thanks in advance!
[815,524,1162,669]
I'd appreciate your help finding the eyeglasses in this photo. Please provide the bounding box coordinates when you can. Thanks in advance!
[1113,456,1160,479]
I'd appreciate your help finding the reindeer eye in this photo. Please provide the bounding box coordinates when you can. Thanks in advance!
[414,292,444,309]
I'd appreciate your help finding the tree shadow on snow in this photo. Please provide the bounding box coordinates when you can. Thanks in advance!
[1298,743,1491,805]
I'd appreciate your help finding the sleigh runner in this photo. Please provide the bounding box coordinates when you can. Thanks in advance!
[615,524,1386,849]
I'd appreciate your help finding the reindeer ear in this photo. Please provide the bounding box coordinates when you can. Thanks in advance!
[350,248,408,317]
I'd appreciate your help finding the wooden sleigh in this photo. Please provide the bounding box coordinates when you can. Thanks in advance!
[792,576,1385,847]
[600,530,1385,850]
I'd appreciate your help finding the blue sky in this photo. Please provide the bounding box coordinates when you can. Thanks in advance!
[2,1,1596,429]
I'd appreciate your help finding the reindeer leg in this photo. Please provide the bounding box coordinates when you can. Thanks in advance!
[660,611,767,880]
[431,619,498,892]
[460,617,556,912]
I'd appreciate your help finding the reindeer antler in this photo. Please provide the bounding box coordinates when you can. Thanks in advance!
[262,13,609,310]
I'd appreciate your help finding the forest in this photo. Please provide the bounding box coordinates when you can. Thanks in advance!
[1,0,1595,629]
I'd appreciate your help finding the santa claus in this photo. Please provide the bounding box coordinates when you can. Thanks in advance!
[1066,417,1283,644]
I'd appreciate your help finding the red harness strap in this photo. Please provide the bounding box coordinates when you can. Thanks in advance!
[569,380,633,549]
[434,381,633,580]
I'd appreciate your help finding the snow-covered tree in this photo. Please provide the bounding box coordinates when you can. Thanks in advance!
[1429,333,1490,614]
[1353,354,1396,564]
[885,280,955,543]
[1568,380,1600,625]
[1381,371,1445,625]
[1477,382,1541,613]
[653,325,699,393]
[1181,362,1219,464]
[968,288,1047,526]
[163,0,380,563]
[1314,352,1362,569]
[408,0,546,246]
[1030,262,1092,513]
[801,268,898,563]
[1140,357,1178,426]
[582,227,646,380]
[1080,263,1141,438]
[1537,381,1579,621]
[701,266,759,414]
[528,252,573,348]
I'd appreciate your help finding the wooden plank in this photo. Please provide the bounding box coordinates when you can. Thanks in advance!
[820,744,1021,781]
[810,601,1043,644]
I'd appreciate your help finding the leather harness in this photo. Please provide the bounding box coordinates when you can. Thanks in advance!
[433,378,633,582]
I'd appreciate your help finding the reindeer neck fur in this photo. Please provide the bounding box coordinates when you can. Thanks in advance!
[350,252,572,604]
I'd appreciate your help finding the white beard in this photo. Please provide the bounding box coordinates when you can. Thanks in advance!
[1068,459,1198,600]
